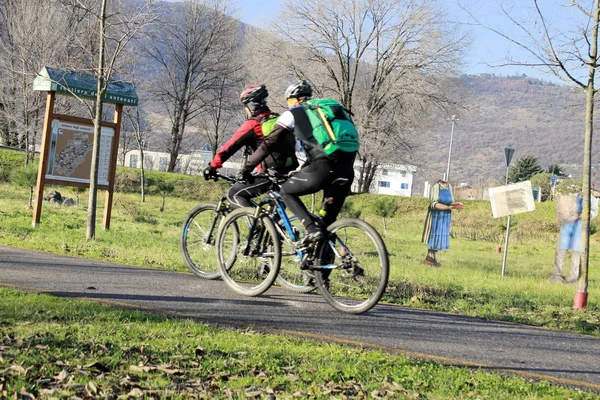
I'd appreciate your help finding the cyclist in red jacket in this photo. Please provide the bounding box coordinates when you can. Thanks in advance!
[203,84,298,207]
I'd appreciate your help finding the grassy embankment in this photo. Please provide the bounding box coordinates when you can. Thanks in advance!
[1,148,599,336]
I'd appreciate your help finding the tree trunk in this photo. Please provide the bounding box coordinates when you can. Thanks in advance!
[28,187,33,209]
[86,0,107,240]
[364,161,378,192]
[357,157,366,193]
[168,123,181,172]
[140,149,146,203]
[578,84,596,295]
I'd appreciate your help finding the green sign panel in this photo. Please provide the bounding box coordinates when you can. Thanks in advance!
[33,67,138,106]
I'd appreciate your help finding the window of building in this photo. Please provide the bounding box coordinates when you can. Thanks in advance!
[129,154,138,168]
[381,169,388,176]
[401,183,409,190]
[144,156,153,169]
[159,157,168,172]
[378,181,390,188]
[400,171,406,177]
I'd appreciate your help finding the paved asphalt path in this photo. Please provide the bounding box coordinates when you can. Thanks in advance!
[2,245,600,392]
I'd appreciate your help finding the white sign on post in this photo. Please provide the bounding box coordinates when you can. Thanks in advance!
[489,180,536,218]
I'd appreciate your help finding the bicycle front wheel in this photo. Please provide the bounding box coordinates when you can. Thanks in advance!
[181,204,225,279]
[216,207,281,297]
[315,218,389,314]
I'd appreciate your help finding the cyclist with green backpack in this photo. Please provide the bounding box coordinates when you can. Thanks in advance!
[203,84,298,207]
[239,80,359,243]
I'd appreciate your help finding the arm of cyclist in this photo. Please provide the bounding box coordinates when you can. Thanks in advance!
[239,123,291,179]
[204,120,261,180]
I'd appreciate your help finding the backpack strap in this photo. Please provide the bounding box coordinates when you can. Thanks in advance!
[290,106,314,143]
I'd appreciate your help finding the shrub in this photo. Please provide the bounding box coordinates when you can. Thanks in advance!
[371,196,398,234]
[0,149,27,182]
[10,164,38,208]
[340,198,362,219]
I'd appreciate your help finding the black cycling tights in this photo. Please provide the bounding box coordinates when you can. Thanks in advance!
[280,157,354,233]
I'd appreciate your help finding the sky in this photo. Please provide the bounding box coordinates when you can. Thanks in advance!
[232,0,573,85]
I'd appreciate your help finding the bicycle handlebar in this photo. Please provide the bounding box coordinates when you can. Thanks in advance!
[213,173,236,183]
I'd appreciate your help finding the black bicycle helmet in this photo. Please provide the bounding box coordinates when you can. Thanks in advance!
[240,84,268,109]
[284,80,312,99]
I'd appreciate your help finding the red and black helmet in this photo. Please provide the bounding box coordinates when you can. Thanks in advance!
[240,84,268,105]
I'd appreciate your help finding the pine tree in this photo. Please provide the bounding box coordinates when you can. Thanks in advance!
[508,154,543,183]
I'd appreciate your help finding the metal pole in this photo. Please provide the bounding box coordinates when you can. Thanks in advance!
[445,115,457,182]
[501,166,510,276]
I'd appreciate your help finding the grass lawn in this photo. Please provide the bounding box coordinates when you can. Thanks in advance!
[0,287,595,399]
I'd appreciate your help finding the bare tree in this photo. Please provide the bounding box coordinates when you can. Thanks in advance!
[273,0,466,192]
[58,0,158,239]
[124,97,153,202]
[464,0,600,305]
[0,0,80,162]
[142,0,240,172]
[197,76,245,158]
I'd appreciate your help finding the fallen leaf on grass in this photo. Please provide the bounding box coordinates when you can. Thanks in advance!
[156,365,185,376]
[18,388,36,399]
[285,374,301,382]
[120,387,144,398]
[244,386,263,397]
[84,361,111,372]
[129,365,155,373]
[55,369,69,381]
[84,381,98,396]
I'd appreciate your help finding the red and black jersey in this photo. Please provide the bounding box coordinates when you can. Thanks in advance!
[209,112,269,169]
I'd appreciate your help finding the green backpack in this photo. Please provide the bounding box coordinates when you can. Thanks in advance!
[254,113,279,137]
[301,99,359,155]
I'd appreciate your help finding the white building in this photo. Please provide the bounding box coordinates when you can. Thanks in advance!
[353,163,416,197]
[122,149,417,197]
[121,149,244,176]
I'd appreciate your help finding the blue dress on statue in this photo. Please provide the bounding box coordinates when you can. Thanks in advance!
[427,187,453,251]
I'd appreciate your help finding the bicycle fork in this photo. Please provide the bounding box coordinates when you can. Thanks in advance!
[205,197,229,245]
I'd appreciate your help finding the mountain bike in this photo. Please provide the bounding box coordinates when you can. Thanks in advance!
[215,174,389,314]
[180,173,315,293]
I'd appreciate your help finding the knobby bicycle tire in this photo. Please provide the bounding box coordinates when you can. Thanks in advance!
[216,207,281,297]
[314,218,389,314]
[180,204,225,279]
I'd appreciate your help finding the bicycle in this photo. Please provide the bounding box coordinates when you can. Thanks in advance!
[215,173,390,314]
[180,173,315,293]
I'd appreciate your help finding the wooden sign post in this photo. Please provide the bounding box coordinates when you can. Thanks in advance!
[32,67,137,230]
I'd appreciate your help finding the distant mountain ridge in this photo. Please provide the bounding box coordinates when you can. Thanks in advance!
[412,74,597,192]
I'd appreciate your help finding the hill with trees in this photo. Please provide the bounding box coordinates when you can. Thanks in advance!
[413,74,595,193]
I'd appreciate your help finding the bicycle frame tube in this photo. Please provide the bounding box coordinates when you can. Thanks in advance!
[242,206,266,257]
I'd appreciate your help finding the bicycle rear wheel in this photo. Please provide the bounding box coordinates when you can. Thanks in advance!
[314,218,389,314]
[276,217,316,293]
[216,207,281,297]
[181,204,226,279]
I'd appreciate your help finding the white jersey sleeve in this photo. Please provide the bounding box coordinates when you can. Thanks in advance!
[276,110,295,130]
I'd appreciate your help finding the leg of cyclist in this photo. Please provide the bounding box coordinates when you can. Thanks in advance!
[279,159,330,237]
[226,176,271,208]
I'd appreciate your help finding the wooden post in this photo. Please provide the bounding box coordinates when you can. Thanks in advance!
[103,103,123,230]
[32,92,56,228]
